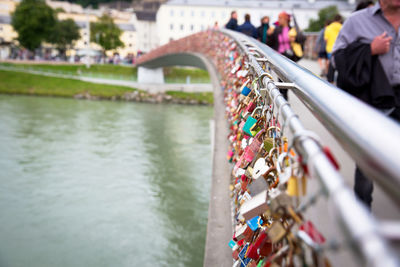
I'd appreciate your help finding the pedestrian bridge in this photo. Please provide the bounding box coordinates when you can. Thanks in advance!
[136,30,400,267]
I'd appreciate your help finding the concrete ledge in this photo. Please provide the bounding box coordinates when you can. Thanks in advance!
[199,55,232,267]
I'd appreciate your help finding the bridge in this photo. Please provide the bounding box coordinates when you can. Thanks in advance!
[136,30,400,267]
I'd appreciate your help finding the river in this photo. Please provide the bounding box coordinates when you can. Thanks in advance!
[0,95,213,267]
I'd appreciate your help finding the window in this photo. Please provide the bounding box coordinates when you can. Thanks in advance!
[83,32,87,36]
[170,24,174,30]
[201,25,204,31]
[129,43,132,47]
[180,24,184,31]
[211,11,215,18]
[190,24,194,31]
[201,10,205,17]
[180,10,184,17]
[221,12,225,19]
[84,41,87,45]
[191,10,194,17]
[129,34,133,38]
[170,9,174,16]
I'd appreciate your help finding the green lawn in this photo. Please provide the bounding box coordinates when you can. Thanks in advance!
[0,63,211,83]
[0,70,214,104]
[0,70,136,98]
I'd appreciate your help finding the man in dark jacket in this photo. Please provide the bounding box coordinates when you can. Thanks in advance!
[257,16,270,44]
[332,0,400,209]
[237,14,257,38]
[225,11,238,31]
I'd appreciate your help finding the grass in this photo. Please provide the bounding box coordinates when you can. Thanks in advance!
[0,63,211,83]
[0,70,136,99]
[0,70,214,105]
[166,91,214,104]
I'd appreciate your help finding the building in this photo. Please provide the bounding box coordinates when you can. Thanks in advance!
[156,0,355,45]
[0,0,137,59]
[133,1,165,53]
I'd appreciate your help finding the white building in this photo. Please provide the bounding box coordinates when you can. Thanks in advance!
[156,0,355,45]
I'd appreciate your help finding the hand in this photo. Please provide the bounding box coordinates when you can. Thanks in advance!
[370,31,392,55]
[267,27,274,35]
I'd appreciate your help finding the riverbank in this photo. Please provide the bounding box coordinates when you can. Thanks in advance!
[0,61,211,83]
[0,70,213,105]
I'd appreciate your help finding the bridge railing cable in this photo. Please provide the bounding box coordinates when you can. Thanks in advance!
[217,29,399,267]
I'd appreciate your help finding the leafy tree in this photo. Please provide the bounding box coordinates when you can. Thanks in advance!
[11,0,56,51]
[90,14,124,55]
[306,5,340,32]
[48,19,81,59]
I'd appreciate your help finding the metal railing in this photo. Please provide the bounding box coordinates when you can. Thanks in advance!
[220,29,399,267]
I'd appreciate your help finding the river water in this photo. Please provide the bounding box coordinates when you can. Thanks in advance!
[0,95,213,267]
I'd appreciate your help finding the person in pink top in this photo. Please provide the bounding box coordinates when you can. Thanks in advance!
[267,11,300,62]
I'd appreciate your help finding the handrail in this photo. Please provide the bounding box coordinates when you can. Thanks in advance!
[221,29,400,207]
[219,29,399,267]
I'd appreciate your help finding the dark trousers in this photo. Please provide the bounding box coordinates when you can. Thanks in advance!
[354,106,400,209]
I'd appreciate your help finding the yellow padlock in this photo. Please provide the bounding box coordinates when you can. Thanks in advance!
[287,176,307,197]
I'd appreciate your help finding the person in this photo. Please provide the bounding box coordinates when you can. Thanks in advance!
[238,14,257,38]
[324,14,343,59]
[355,0,374,11]
[332,0,400,209]
[225,11,238,31]
[213,21,219,30]
[324,14,343,82]
[314,20,330,76]
[257,16,270,44]
[267,11,302,62]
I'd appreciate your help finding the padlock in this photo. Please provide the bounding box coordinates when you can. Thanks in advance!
[238,243,252,266]
[234,224,253,241]
[267,221,287,243]
[248,177,269,197]
[247,216,263,231]
[268,189,292,214]
[239,190,268,221]
[286,176,307,197]
[242,107,262,136]
[245,231,268,260]
[299,220,326,244]
[240,79,251,96]
[252,158,269,179]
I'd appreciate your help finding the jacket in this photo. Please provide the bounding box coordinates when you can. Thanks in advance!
[225,18,238,31]
[257,23,269,44]
[334,41,398,109]
[238,21,257,38]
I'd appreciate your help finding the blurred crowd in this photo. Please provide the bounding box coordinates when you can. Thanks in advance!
[225,11,306,63]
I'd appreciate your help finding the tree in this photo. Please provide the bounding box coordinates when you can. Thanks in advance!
[90,14,124,55]
[48,19,81,59]
[306,5,340,32]
[11,0,56,52]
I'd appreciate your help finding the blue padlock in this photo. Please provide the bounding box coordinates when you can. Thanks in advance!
[247,216,263,231]
[241,86,251,96]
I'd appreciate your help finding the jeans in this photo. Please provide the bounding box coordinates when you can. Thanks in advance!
[354,107,400,209]
[354,168,373,209]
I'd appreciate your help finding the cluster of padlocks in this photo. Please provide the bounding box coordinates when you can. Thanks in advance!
[210,33,332,267]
